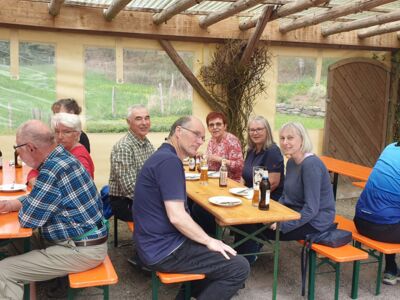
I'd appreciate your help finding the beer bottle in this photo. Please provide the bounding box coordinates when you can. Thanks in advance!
[196,155,201,173]
[14,150,22,168]
[259,170,270,211]
[188,156,196,171]
[199,155,208,185]
[0,149,3,169]
[219,158,228,187]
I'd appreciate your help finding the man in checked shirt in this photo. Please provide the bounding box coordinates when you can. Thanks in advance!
[0,120,107,299]
[108,104,155,222]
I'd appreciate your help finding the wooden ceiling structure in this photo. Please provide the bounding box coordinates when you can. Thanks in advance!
[1,0,400,51]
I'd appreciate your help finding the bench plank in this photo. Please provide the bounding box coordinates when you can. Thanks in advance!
[69,255,118,288]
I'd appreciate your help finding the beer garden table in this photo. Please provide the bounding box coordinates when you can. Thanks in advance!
[0,163,32,300]
[319,156,372,200]
[186,176,300,300]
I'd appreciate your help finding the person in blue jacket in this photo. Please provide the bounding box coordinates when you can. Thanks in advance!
[354,142,400,285]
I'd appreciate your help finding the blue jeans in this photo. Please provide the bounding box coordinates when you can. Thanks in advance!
[149,239,250,300]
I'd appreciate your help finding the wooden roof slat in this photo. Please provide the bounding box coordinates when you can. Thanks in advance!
[153,0,205,25]
[199,0,265,28]
[322,9,400,36]
[239,0,329,31]
[103,0,132,21]
[49,0,65,17]
[279,0,398,34]
[358,20,400,38]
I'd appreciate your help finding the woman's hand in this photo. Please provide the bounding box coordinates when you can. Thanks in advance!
[270,223,277,231]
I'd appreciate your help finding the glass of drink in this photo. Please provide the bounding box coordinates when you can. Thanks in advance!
[252,186,260,207]
[199,156,208,185]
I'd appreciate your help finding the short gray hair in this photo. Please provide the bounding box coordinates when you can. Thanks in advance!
[280,122,313,153]
[127,104,147,119]
[168,116,192,139]
[17,120,55,148]
[247,115,274,151]
[51,113,82,132]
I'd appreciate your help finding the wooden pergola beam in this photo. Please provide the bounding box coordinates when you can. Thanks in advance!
[158,40,222,111]
[239,0,328,31]
[322,9,400,36]
[358,21,400,39]
[103,0,132,21]
[153,0,205,25]
[199,0,265,28]
[240,5,275,67]
[48,0,65,17]
[279,0,397,34]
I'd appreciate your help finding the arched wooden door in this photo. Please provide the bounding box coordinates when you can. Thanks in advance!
[324,58,390,167]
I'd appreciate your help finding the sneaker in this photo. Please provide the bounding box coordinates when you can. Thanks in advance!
[382,272,398,285]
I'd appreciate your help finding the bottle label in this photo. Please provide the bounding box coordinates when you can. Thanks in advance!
[219,171,228,186]
[265,190,270,205]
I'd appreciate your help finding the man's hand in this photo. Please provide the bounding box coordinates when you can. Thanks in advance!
[205,237,237,260]
[0,201,11,213]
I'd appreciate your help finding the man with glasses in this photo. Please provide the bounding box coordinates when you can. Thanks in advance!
[133,116,250,299]
[0,120,107,299]
[109,104,154,222]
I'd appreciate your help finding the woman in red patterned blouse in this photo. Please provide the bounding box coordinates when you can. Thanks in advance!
[205,112,244,182]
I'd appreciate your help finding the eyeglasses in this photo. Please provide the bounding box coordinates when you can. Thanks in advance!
[180,126,205,142]
[55,130,77,137]
[13,143,28,150]
[249,127,266,134]
[208,122,224,128]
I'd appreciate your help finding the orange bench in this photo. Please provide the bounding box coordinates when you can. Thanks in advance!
[152,271,205,300]
[351,181,366,189]
[335,215,400,295]
[299,236,368,300]
[68,255,118,300]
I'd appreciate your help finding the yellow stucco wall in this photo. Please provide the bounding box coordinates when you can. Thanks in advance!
[0,28,391,187]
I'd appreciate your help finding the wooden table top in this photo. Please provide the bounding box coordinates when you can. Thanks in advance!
[186,176,300,226]
[0,164,32,239]
[0,212,32,238]
[320,156,372,182]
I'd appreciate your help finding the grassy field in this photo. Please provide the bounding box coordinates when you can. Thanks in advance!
[275,113,325,129]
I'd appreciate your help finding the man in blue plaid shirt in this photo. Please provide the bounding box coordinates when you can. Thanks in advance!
[0,120,107,299]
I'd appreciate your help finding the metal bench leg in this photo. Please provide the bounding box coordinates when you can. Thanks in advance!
[184,282,191,300]
[375,252,384,295]
[102,285,110,300]
[114,217,118,247]
[308,250,316,300]
[334,263,341,300]
[152,272,160,300]
[351,260,361,299]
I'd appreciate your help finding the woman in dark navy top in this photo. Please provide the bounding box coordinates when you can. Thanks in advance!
[242,115,284,200]
[235,116,284,264]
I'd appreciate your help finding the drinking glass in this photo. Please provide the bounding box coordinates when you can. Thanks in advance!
[253,166,265,188]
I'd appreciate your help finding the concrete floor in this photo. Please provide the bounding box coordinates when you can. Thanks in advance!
[32,183,399,300]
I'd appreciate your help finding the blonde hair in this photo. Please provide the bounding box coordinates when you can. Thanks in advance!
[279,122,313,153]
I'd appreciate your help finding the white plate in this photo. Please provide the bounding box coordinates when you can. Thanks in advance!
[229,187,254,200]
[208,171,220,178]
[0,183,27,192]
[185,173,200,181]
[208,196,242,207]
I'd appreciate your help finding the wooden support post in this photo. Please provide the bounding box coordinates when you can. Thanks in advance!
[103,0,132,21]
[239,0,328,31]
[279,0,396,34]
[153,0,205,25]
[239,5,274,67]
[199,0,265,28]
[48,0,65,17]
[158,40,223,112]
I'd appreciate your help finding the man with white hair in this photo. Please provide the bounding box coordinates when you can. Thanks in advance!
[109,104,154,222]
[0,120,107,300]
